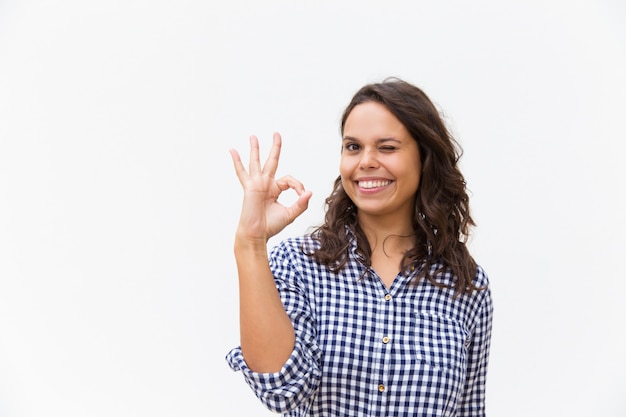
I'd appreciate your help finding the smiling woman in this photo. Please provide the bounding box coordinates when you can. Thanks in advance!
[226,78,493,416]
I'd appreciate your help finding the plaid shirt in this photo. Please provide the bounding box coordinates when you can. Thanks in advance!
[227,233,493,416]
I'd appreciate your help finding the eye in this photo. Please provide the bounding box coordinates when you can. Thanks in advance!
[379,145,397,152]
[343,142,360,152]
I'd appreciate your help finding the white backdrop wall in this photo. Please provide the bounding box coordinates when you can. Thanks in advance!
[1,1,625,416]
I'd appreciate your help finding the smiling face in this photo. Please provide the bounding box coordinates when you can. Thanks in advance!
[340,101,422,223]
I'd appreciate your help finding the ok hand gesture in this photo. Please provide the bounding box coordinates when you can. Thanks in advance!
[229,133,312,243]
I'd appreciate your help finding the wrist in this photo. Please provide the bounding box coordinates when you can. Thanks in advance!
[233,233,269,256]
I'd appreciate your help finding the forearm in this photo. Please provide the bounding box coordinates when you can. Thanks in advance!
[235,237,295,373]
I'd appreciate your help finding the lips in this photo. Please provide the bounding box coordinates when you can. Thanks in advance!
[357,179,391,189]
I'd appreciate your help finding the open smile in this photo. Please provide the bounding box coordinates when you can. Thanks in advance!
[357,179,392,190]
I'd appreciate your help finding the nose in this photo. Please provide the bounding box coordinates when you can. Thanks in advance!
[359,149,379,169]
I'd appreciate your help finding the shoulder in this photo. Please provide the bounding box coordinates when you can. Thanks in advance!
[472,263,493,317]
[268,235,331,291]
[271,235,320,256]
[424,260,490,291]
[474,263,490,290]
[268,235,322,271]
[430,260,492,308]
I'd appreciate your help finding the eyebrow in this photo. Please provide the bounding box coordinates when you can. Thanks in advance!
[342,136,402,144]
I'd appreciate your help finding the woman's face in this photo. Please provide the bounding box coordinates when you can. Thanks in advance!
[340,101,422,222]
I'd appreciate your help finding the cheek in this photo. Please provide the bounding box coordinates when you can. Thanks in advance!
[412,156,423,188]
[403,162,422,192]
[414,174,422,193]
[414,163,422,184]
[339,161,355,193]
[413,169,422,189]
[339,170,352,189]
[339,157,351,179]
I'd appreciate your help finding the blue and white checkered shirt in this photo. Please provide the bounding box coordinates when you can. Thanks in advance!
[227,232,493,416]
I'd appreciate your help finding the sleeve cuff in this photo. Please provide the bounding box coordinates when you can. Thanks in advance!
[225,340,321,412]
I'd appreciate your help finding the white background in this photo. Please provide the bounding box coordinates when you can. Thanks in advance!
[1,0,625,416]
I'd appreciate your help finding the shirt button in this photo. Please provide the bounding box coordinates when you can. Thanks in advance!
[382,336,390,344]
[378,384,385,392]
[384,294,391,301]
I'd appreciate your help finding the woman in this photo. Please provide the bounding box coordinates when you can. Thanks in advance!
[226,79,493,416]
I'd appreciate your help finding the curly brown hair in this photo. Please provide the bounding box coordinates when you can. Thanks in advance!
[309,78,482,296]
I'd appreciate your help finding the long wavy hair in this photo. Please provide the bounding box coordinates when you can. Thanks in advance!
[309,78,482,296]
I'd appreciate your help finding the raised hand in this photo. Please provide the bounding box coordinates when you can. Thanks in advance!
[229,132,312,242]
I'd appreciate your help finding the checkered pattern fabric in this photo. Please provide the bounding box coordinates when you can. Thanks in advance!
[227,233,493,416]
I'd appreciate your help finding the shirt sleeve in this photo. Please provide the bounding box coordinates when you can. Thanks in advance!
[458,270,494,417]
[225,240,323,414]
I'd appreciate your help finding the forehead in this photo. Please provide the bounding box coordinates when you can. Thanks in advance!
[343,101,409,139]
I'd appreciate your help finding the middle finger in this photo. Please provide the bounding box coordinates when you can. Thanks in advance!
[248,135,262,174]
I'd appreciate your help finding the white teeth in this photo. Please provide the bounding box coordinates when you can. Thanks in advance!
[359,180,391,189]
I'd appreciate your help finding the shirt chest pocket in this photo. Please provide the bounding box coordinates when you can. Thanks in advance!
[411,311,469,371]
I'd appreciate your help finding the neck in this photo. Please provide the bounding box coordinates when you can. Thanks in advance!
[357,213,414,255]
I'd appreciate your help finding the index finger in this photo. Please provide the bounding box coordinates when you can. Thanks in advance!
[229,148,248,185]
